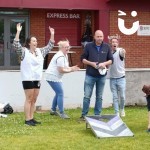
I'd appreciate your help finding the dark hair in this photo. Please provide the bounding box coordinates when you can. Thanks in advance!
[24,36,36,49]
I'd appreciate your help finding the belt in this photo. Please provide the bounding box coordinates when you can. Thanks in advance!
[119,76,125,79]
[111,76,125,79]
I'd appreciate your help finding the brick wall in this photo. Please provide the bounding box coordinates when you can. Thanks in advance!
[30,9,85,68]
[109,11,150,68]
[29,9,150,69]
[30,9,46,47]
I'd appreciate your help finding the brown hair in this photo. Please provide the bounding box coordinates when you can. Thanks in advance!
[24,36,36,49]
[108,34,120,43]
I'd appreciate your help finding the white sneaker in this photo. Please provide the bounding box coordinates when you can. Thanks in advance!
[60,113,70,119]
[120,110,125,117]
[115,112,120,116]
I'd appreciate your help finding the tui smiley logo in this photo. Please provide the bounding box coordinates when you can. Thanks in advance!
[118,10,139,35]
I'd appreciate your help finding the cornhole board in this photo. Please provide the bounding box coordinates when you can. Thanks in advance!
[85,115,134,138]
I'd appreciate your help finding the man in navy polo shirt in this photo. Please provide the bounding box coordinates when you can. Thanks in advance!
[80,30,113,120]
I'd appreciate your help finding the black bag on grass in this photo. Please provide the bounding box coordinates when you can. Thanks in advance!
[1,104,13,114]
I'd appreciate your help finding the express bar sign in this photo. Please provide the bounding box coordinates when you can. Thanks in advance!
[47,13,80,19]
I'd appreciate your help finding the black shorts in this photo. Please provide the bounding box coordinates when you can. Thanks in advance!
[22,81,41,90]
[146,95,150,111]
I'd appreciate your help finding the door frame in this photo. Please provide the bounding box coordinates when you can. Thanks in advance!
[0,15,29,70]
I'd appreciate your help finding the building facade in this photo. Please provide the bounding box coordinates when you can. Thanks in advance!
[0,0,149,70]
[0,0,150,110]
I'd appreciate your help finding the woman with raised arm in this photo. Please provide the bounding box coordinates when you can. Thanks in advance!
[13,23,55,126]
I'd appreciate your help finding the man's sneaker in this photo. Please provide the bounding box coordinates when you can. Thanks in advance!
[31,119,41,124]
[79,115,85,121]
[50,109,60,116]
[120,110,125,117]
[25,120,36,126]
[60,113,70,119]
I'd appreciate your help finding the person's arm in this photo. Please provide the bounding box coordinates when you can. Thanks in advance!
[58,65,80,73]
[13,23,24,57]
[49,26,55,43]
[97,45,113,69]
[119,48,126,58]
[94,60,112,70]
[82,59,98,68]
[14,23,22,41]
[81,44,98,68]
[40,26,55,57]
[56,56,80,73]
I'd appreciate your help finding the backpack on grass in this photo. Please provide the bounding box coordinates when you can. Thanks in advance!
[0,103,13,114]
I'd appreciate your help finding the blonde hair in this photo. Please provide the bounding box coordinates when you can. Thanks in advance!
[57,39,69,49]
[108,34,120,43]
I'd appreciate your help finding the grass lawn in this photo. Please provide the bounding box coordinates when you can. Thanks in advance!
[0,106,150,150]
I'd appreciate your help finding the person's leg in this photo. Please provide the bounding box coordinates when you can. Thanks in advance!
[23,81,40,126]
[24,89,35,121]
[47,81,58,112]
[95,76,106,115]
[118,77,126,116]
[110,78,119,115]
[30,88,40,119]
[81,75,95,117]
[146,95,150,130]
[49,81,70,119]
[148,111,150,130]
[48,81,64,114]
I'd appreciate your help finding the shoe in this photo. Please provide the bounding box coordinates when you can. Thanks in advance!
[79,115,85,121]
[147,128,150,132]
[31,119,41,124]
[60,113,70,119]
[120,110,125,117]
[25,120,36,126]
[50,109,60,116]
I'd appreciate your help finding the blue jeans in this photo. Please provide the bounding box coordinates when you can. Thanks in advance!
[110,77,126,113]
[146,95,150,111]
[82,75,106,116]
[47,81,64,114]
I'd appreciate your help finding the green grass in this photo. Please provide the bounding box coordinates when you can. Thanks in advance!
[0,106,150,150]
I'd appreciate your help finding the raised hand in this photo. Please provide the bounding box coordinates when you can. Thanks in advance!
[49,26,55,35]
[16,23,22,32]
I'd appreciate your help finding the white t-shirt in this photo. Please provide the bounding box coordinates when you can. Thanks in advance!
[21,48,44,81]
[45,51,69,82]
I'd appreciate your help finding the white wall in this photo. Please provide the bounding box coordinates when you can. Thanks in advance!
[0,70,112,112]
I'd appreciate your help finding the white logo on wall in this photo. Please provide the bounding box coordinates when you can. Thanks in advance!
[118,10,139,35]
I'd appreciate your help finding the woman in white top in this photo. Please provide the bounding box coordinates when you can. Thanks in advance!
[13,23,55,126]
[45,40,80,119]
